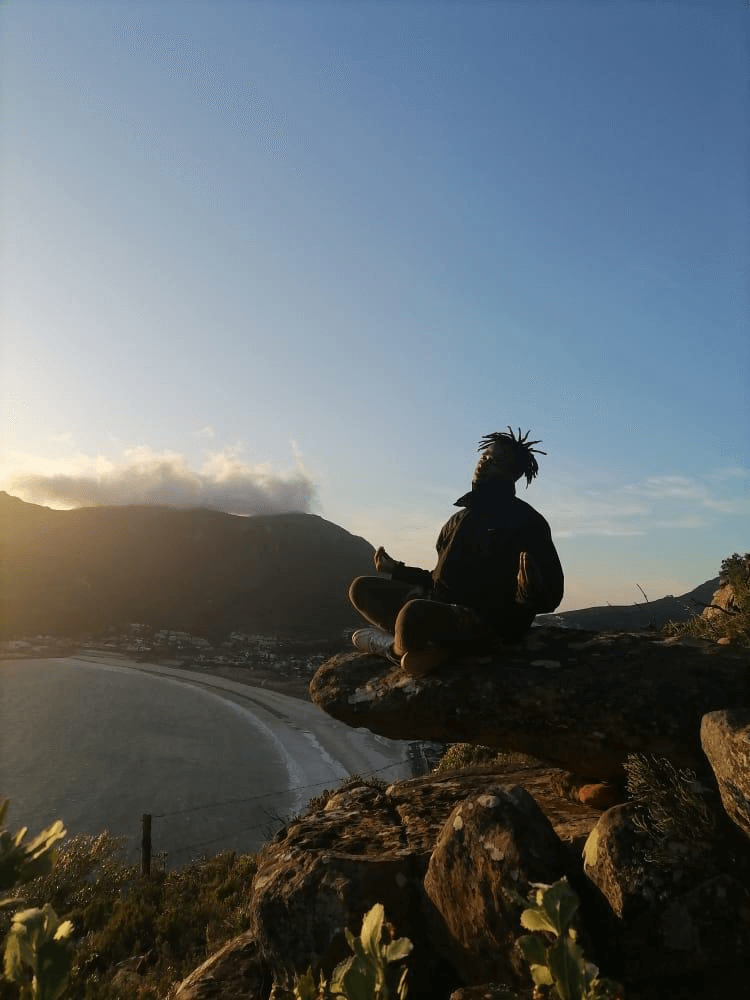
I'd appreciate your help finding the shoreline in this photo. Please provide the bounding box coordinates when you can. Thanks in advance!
[65,652,414,786]
[2,642,329,702]
[138,658,314,702]
[2,654,414,859]
[70,649,315,701]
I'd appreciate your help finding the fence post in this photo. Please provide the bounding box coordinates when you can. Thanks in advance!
[141,813,152,877]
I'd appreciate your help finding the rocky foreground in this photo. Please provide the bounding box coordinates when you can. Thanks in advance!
[175,626,750,1000]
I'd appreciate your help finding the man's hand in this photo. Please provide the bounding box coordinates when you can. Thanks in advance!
[516,551,554,609]
[374,546,400,575]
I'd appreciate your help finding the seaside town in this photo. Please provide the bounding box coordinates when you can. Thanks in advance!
[0,624,341,699]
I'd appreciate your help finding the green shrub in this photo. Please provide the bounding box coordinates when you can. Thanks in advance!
[1,813,258,1000]
[515,880,624,1000]
[71,850,258,999]
[274,902,412,1000]
[4,905,73,1000]
[1,832,134,941]
[432,743,535,775]
[0,801,72,1000]
[0,802,66,896]
[622,752,717,869]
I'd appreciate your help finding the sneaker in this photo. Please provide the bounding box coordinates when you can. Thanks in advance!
[351,628,400,665]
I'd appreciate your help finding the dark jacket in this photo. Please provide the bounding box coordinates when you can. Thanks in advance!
[391,480,564,634]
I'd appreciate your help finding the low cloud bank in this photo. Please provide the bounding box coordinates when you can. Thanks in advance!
[8,448,316,516]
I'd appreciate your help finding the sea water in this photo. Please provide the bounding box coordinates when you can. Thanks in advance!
[0,657,408,863]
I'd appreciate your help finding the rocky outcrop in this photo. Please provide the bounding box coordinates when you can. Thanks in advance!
[174,764,600,999]
[423,785,572,985]
[174,629,750,1000]
[582,800,750,989]
[310,628,750,779]
[701,577,743,624]
[174,750,750,1000]
[701,709,750,839]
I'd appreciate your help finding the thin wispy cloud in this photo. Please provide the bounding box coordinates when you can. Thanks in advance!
[544,467,749,539]
[709,466,749,481]
[5,445,316,516]
[542,488,649,539]
[623,471,750,515]
[653,516,709,530]
[625,475,707,501]
[701,498,747,514]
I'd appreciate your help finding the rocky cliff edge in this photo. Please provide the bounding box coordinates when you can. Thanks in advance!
[174,626,750,1000]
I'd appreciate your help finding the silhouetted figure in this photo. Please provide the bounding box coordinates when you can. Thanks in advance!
[349,428,564,675]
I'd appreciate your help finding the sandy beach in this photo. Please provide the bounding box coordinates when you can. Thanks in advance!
[93,653,415,801]
[1,654,413,861]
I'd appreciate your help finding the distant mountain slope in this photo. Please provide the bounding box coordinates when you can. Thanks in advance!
[0,492,374,639]
[536,577,720,632]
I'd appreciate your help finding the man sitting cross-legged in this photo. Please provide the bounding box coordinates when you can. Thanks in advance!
[349,428,564,676]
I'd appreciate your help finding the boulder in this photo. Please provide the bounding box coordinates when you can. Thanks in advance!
[701,579,742,624]
[310,628,750,779]
[173,765,601,999]
[249,783,422,984]
[583,802,720,920]
[583,801,750,988]
[700,709,750,839]
[424,785,572,987]
[173,933,268,1000]
[250,768,599,996]
[172,752,750,1000]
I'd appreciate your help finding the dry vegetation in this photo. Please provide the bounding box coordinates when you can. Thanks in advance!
[664,553,749,646]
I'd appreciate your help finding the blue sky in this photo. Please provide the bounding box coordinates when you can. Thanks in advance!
[1,0,748,611]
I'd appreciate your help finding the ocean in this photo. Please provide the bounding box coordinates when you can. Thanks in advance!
[0,657,412,864]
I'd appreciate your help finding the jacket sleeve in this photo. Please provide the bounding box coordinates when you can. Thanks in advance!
[390,562,433,590]
[528,519,564,612]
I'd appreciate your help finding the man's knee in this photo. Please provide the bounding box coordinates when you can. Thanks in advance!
[396,599,491,652]
[348,575,370,609]
[349,576,406,624]
[395,599,437,651]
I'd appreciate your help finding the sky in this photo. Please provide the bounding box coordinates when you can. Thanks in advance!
[1,0,748,612]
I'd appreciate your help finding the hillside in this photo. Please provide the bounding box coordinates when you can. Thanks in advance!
[0,492,374,639]
[0,491,722,640]
[536,576,720,631]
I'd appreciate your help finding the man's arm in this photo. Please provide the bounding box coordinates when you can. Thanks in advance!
[517,525,564,613]
[374,546,433,590]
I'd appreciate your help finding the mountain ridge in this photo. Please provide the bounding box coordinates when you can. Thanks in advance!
[537,576,720,631]
[0,492,374,639]
[0,492,717,639]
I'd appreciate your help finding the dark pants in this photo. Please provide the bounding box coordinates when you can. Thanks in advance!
[348,576,508,656]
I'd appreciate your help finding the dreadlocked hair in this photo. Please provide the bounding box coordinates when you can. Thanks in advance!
[478,427,546,488]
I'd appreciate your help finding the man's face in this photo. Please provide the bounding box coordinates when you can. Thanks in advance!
[473,440,517,484]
